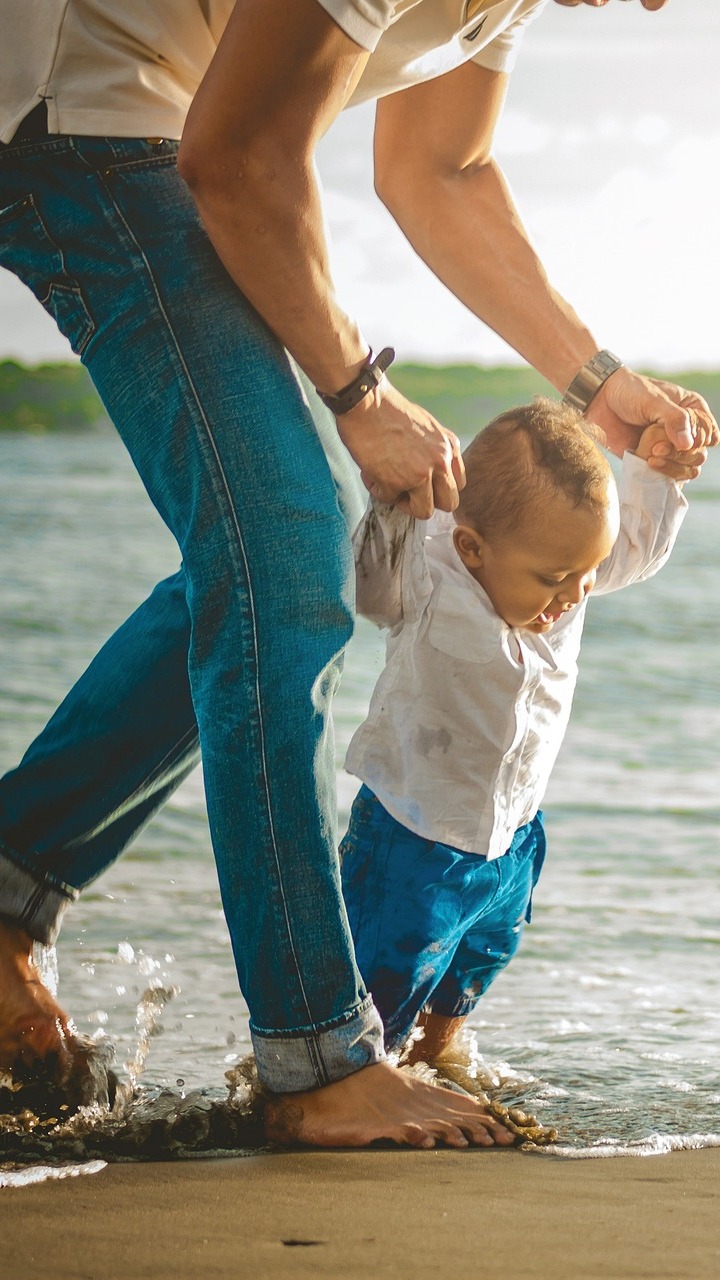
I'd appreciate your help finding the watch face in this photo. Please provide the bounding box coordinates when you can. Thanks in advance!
[592,352,622,376]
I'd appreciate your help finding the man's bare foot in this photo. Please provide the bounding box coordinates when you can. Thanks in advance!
[263,1060,517,1149]
[0,922,78,1087]
[0,923,72,1067]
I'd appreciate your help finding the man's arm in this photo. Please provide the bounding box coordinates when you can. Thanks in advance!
[374,60,719,477]
[178,0,463,518]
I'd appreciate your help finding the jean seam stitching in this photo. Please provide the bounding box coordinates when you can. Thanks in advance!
[8,190,96,354]
[93,177,317,1034]
[43,280,95,355]
[305,1034,327,1086]
[0,138,73,163]
[102,155,178,175]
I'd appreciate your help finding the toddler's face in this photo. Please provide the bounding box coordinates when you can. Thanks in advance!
[459,481,619,633]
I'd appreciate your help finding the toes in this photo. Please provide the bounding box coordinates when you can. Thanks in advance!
[398,1122,436,1149]
[431,1123,470,1149]
[466,1114,515,1146]
[493,1124,518,1147]
[475,1124,509,1147]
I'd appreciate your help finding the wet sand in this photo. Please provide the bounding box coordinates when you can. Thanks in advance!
[2,1146,720,1279]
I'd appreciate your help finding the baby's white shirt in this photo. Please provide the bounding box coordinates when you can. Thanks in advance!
[345,453,687,857]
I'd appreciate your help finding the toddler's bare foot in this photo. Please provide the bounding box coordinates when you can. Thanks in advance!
[403,1012,466,1066]
[263,1060,516,1149]
[0,922,77,1084]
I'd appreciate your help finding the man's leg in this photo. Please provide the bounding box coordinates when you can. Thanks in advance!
[0,569,199,914]
[0,138,204,1073]
[0,134,372,1074]
[0,567,199,1083]
[0,138,511,1145]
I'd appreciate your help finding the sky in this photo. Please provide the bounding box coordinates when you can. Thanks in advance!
[1,0,718,371]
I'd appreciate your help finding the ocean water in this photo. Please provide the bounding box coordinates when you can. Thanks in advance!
[1,427,719,1175]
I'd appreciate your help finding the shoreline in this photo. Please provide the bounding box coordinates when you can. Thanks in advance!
[3,1145,720,1279]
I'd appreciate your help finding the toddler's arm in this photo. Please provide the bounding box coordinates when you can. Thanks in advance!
[353,501,434,629]
[593,448,693,595]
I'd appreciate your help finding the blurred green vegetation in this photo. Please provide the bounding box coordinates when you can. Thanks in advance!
[2,358,719,437]
[392,363,555,443]
[392,363,720,445]
[0,360,107,432]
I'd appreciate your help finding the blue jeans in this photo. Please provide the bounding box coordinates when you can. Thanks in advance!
[0,133,384,1091]
[340,787,547,1052]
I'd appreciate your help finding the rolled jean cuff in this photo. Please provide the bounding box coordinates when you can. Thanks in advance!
[251,994,386,1093]
[0,841,78,944]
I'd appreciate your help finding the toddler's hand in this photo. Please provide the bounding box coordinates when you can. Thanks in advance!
[635,419,711,485]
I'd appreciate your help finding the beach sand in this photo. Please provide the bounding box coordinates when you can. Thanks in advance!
[2,1146,719,1280]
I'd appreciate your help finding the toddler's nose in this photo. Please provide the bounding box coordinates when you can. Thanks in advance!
[558,575,593,606]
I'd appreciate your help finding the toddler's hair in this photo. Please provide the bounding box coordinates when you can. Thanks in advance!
[455,397,613,539]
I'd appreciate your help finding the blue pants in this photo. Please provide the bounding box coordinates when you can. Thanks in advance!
[0,133,384,1091]
[340,787,547,1052]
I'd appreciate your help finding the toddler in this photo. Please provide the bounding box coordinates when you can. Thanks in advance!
[341,397,695,1064]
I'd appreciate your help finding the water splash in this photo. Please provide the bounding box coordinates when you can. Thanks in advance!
[0,1063,265,1175]
[123,985,179,1090]
[32,942,59,999]
[1,960,264,1177]
[0,946,187,1183]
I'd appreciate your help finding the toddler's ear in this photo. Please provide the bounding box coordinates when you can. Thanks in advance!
[453,524,484,568]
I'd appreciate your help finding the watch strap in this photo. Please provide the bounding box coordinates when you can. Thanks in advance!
[563,350,624,413]
[316,347,395,415]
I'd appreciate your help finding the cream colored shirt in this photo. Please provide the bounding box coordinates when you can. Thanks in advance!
[0,0,548,144]
[346,455,686,859]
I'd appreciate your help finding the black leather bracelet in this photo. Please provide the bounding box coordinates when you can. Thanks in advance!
[316,347,395,415]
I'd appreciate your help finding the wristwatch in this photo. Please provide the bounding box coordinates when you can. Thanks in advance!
[562,350,624,413]
[316,347,395,416]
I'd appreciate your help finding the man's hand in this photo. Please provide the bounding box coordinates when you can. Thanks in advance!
[335,380,465,518]
[586,366,719,482]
